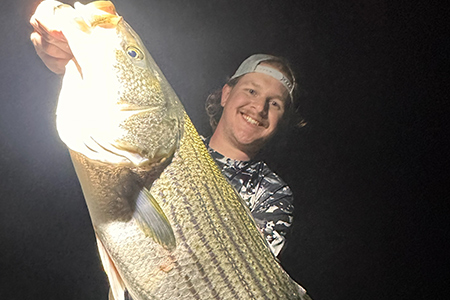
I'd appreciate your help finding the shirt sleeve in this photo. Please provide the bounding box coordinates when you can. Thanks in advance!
[203,140,295,258]
[250,169,294,257]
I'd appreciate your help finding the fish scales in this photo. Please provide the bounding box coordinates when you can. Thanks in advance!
[71,115,301,300]
[156,115,297,299]
[69,115,302,299]
[32,1,309,299]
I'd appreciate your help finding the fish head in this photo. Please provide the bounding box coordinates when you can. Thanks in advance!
[54,1,184,166]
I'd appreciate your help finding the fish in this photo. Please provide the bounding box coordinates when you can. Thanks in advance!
[31,1,310,299]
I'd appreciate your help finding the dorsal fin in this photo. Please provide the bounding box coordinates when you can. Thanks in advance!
[74,1,122,29]
[88,1,118,15]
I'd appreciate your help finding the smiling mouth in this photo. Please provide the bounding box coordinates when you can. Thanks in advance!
[242,113,261,126]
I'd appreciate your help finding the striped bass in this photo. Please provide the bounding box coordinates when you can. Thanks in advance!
[32,1,309,299]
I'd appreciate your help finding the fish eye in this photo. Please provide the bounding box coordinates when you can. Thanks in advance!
[126,46,144,60]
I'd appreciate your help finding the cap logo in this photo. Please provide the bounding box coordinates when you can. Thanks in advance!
[254,65,294,94]
[229,54,295,102]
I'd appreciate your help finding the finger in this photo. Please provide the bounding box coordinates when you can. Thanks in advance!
[36,50,70,75]
[30,16,67,41]
[30,31,73,60]
[30,33,71,74]
[30,8,75,56]
[30,17,71,56]
[29,0,68,40]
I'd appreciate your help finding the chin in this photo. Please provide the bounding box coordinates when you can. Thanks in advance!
[239,139,266,152]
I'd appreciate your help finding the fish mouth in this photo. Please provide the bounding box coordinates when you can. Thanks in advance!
[119,105,160,113]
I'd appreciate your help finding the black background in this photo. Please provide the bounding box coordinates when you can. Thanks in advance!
[0,0,447,299]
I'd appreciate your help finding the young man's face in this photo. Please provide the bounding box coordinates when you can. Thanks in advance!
[217,70,288,154]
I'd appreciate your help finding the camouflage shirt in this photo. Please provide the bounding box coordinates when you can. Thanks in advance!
[204,139,294,257]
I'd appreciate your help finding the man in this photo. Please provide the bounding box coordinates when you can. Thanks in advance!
[202,54,297,256]
[30,12,297,258]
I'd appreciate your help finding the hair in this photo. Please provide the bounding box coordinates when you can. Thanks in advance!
[205,56,304,133]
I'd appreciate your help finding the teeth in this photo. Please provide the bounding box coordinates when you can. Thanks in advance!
[243,114,260,126]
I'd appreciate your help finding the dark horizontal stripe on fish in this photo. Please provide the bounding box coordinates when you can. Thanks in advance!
[183,132,264,299]
[168,199,226,300]
[166,155,245,298]
[185,122,287,299]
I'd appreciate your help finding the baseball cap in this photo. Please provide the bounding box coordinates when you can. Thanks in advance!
[230,54,295,101]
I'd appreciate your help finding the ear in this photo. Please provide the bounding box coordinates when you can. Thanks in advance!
[221,84,232,107]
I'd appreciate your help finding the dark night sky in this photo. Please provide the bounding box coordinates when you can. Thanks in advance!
[0,0,447,299]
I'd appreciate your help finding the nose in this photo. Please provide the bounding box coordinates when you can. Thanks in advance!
[252,97,269,117]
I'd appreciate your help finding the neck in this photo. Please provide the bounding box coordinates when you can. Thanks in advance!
[209,133,257,161]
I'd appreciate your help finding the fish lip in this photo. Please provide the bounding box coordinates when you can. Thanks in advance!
[119,106,159,113]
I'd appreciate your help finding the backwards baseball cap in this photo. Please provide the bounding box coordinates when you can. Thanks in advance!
[230,54,295,102]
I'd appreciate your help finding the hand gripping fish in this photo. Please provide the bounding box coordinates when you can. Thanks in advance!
[31,1,310,299]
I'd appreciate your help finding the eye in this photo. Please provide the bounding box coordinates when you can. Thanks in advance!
[270,100,282,109]
[248,89,256,95]
[126,46,144,60]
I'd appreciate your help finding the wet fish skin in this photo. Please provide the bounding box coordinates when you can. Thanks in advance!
[33,1,308,299]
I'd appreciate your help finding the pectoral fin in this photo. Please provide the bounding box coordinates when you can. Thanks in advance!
[134,188,176,251]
